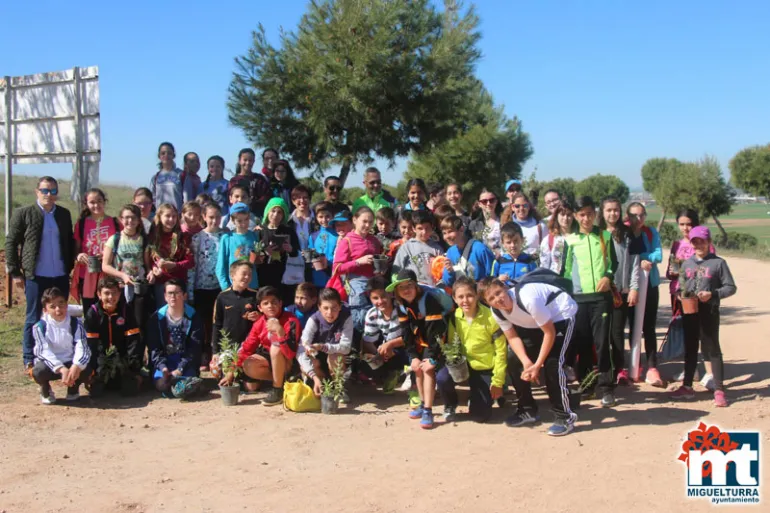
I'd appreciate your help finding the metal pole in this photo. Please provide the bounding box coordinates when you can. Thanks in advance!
[72,66,83,204]
[4,76,13,308]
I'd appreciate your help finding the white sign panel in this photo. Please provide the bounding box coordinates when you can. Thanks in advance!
[0,66,100,164]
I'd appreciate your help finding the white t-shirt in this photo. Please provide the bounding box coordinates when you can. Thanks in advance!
[491,285,577,330]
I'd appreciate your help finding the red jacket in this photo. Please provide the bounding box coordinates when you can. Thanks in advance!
[237,311,301,365]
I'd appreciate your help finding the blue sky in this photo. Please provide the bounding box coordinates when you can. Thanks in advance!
[3,0,769,190]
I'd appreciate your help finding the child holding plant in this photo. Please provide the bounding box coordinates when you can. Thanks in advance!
[84,277,143,396]
[670,226,736,407]
[308,202,338,287]
[392,210,443,286]
[224,286,301,405]
[189,203,224,369]
[257,197,300,296]
[297,288,354,398]
[441,215,496,287]
[389,269,448,430]
[216,203,260,291]
[362,276,405,394]
[32,287,92,405]
[145,204,195,309]
[436,276,507,423]
[202,155,230,216]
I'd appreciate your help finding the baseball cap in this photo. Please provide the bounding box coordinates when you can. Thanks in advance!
[505,179,522,193]
[386,269,417,292]
[230,202,249,215]
[689,226,711,241]
[329,211,352,226]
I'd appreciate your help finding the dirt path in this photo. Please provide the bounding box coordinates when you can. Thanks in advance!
[1,254,768,513]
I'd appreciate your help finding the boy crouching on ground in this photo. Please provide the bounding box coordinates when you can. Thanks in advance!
[222,286,301,406]
[32,287,92,404]
[297,288,353,398]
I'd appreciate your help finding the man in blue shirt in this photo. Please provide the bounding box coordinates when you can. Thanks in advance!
[5,177,74,374]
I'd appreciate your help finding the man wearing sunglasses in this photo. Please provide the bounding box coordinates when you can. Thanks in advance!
[5,176,74,375]
[313,175,351,217]
[351,167,396,215]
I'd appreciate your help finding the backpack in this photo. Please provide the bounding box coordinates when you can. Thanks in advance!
[37,316,80,338]
[496,268,573,316]
[109,231,149,268]
[418,284,455,317]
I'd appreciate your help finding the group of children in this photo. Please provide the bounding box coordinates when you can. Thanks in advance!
[28,148,738,433]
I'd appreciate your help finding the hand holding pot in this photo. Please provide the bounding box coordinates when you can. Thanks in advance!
[356,254,374,266]
[697,291,712,303]
[312,376,323,397]
[77,253,89,265]
[218,372,234,387]
[122,273,135,286]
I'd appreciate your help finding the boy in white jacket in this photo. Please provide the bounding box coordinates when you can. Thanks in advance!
[32,287,91,404]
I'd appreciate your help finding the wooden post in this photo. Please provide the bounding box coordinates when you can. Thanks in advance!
[4,75,13,308]
[72,66,83,205]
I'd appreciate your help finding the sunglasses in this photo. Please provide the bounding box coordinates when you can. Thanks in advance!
[38,188,58,196]
[479,198,497,205]
[513,203,529,209]
[327,186,342,192]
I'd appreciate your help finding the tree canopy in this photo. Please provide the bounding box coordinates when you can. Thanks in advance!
[228,0,485,186]
[729,144,770,198]
[574,174,630,204]
[404,87,532,203]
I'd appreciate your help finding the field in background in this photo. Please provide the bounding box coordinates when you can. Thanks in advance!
[645,203,770,244]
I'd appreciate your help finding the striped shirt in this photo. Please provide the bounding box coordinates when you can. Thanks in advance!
[363,306,402,345]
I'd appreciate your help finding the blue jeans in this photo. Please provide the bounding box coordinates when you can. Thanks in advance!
[23,275,70,365]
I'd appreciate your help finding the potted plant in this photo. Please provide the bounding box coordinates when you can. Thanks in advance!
[320,370,346,414]
[133,278,149,296]
[569,368,599,409]
[301,248,316,264]
[441,333,469,383]
[217,330,241,406]
[678,270,700,314]
[311,254,327,271]
[250,240,266,264]
[372,254,389,274]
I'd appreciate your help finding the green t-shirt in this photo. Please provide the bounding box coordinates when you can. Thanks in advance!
[105,233,146,281]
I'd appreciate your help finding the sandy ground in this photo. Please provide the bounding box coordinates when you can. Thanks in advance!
[0,253,768,513]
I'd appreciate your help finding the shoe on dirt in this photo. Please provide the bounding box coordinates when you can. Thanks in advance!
[601,393,616,408]
[171,376,205,400]
[700,373,715,391]
[670,385,695,400]
[616,369,630,386]
[547,418,575,437]
[505,409,540,427]
[66,386,81,401]
[713,390,728,407]
[420,409,434,429]
[443,406,457,422]
[645,368,665,388]
[263,386,284,406]
[40,389,56,405]
[409,404,425,419]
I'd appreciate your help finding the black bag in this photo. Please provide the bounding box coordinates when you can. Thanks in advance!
[512,268,573,315]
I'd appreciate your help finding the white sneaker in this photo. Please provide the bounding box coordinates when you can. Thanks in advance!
[398,374,413,392]
[40,389,56,405]
[66,391,81,401]
[700,373,715,391]
[674,369,700,382]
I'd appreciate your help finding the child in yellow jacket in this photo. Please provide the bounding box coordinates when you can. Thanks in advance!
[436,276,507,423]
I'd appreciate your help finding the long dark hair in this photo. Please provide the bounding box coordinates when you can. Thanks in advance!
[203,155,225,190]
[78,188,107,224]
[235,148,256,175]
[406,178,427,207]
[273,159,299,189]
[598,196,630,242]
[157,141,176,170]
[548,203,577,236]
[676,208,700,227]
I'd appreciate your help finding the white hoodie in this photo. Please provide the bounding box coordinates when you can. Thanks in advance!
[33,313,90,372]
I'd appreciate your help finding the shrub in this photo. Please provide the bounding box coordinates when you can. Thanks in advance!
[715,232,758,251]
[652,222,679,247]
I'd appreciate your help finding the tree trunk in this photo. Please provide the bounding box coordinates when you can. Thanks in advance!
[712,215,729,245]
[338,160,352,188]
[657,207,666,231]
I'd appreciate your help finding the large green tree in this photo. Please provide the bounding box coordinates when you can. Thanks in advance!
[574,174,630,204]
[729,144,770,198]
[641,157,685,229]
[227,0,483,186]
[694,155,735,244]
[404,87,532,203]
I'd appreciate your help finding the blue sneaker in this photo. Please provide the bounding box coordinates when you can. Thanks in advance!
[547,418,575,437]
[409,404,425,419]
[505,409,540,427]
[420,409,434,429]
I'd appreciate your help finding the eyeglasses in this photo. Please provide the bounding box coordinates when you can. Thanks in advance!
[513,203,529,209]
[368,180,381,186]
[328,186,342,192]
[38,188,58,196]
[479,198,497,205]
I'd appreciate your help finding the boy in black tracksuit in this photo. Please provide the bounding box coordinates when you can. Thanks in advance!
[211,261,260,354]
[84,277,143,396]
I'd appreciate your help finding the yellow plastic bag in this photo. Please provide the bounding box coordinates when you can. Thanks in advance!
[283,381,321,412]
